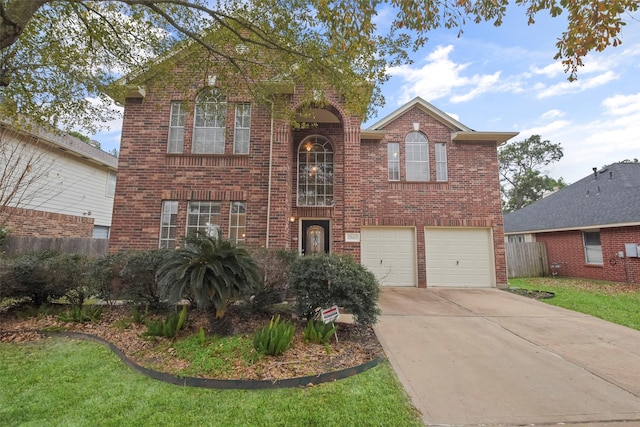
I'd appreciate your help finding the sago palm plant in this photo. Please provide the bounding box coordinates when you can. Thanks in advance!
[158,235,259,335]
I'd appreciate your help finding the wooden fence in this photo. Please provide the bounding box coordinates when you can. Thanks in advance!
[505,242,548,278]
[5,236,109,257]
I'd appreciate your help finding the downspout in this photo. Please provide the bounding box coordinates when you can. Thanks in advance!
[265,99,274,248]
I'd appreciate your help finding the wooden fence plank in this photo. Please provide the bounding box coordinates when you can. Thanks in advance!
[5,236,109,257]
[506,242,548,278]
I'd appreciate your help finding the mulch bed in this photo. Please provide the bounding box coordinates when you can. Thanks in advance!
[0,304,384,382]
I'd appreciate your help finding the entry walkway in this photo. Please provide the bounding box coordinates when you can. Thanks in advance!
[374,288,640,426]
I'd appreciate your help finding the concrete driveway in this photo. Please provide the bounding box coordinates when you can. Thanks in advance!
[374,288,640,426]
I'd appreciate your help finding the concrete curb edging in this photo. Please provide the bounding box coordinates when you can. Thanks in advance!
[31,330,385,389]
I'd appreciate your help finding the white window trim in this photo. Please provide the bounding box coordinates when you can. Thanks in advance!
[583,230,603,265]
[229,201,246,244]
[186,201,221,239]
[405,131,429,181]
[193,88,227,154]
[297,136,334,207]
[106,171,116,197]
[168,101,185,153]
[435,142,448,181]
[159,201,178,249]
[233,103,251,154]
[388,142,400,181]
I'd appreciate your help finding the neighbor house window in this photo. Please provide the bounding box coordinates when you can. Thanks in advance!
[234,103,251,154]
[168,101,185,153]
[106,171,116,197]
[159,201,178,249]
[388,142,400,181]
[186,201,221,238]
[405,131,429,181]
[297,136,334,206]
[435,142,448,181]
[583,231,603,264]
[193,88,226,154]
[229,201,246,244]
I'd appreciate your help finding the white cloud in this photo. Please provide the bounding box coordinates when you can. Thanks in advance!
[536,71,618,98]
[602,92,640,115]
[541,109,565,120]
[388,45,512,104]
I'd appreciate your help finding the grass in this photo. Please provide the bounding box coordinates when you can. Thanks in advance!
[509,277,640,331]
[0,337,422,426]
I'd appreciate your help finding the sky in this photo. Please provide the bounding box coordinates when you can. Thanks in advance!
[90,6,640,185]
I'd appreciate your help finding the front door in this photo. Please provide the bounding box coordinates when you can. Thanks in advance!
[302,220,330,255]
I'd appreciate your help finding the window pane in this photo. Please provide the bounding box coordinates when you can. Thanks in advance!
[583,231,603,264]
[193,88,226,154]
[297,136,334,206]
[405,132,429,181]
[229,201,246,244]
[435,142,448,181]
[388,142,399,181]
[234,104,251,154]
[168,102,185,153]
[159,201,178,249]
[186,201,221,238]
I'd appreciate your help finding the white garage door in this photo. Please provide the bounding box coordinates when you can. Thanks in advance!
[425,227,494,288]
[361,227,417,287]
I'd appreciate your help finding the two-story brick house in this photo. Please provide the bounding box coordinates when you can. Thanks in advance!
[109,69,516,288]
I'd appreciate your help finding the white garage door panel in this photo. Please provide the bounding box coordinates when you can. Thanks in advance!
[425,228,494,288]
[361,228,417,287]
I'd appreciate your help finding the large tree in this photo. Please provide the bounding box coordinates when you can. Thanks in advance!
[499,135,566,212]
[0,0,637,133]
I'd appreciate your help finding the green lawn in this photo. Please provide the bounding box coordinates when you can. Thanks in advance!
[509,277,640,331]
[0,337,422,427]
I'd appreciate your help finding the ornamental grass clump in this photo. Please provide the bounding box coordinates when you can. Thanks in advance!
[252,315,295,356]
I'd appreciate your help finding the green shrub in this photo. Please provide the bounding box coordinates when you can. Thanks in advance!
[303,319,337,344]
[120,249,173,308]
[43,253,91,310]
[5,250,60,305]
[143,305,189,338]
[58,305,103,323]
[252,315,295,356]
[86,253,128,305]
[249,248,298,312]
[289,254,381,326]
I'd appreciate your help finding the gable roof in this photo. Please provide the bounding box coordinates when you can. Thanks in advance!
[504,163,640,234]
[365,97,518,144]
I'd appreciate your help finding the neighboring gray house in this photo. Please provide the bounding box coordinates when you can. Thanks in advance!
[504,163,640,283]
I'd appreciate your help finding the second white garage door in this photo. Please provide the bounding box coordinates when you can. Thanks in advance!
[425,227,494,288]
[361,227,417,287]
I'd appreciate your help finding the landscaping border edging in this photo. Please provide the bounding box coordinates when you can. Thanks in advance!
[35,330,385,389]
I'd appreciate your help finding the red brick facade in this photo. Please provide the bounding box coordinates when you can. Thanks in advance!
[536,226,640,284]
[1,206,94,238]
[109,74,510,287]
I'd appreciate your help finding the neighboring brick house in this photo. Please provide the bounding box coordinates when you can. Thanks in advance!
[504,163,640,284]
[0,121,118,239]
[109,77,517,287]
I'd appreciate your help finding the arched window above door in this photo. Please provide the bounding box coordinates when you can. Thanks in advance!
[297,136,334,207]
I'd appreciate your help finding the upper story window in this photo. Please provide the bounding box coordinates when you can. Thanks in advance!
[168,101,185,153]
[405,131,429,181]
[106,171,116,197]
[297,136,334,207]
[583,231,603,264]
[387,142,400,181]
[435,142,448,181]
[193,88,226,154]
[234,104,251,154]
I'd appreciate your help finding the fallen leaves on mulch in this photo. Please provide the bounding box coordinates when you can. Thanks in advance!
[0,305,384,381]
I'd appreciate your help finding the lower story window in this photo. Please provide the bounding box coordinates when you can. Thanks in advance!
[187,201,221,238]
[159,201,178,249]
[229,201,246,244]
[583,231,603,264]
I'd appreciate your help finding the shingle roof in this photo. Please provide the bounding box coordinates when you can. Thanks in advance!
[503,163,640,233]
